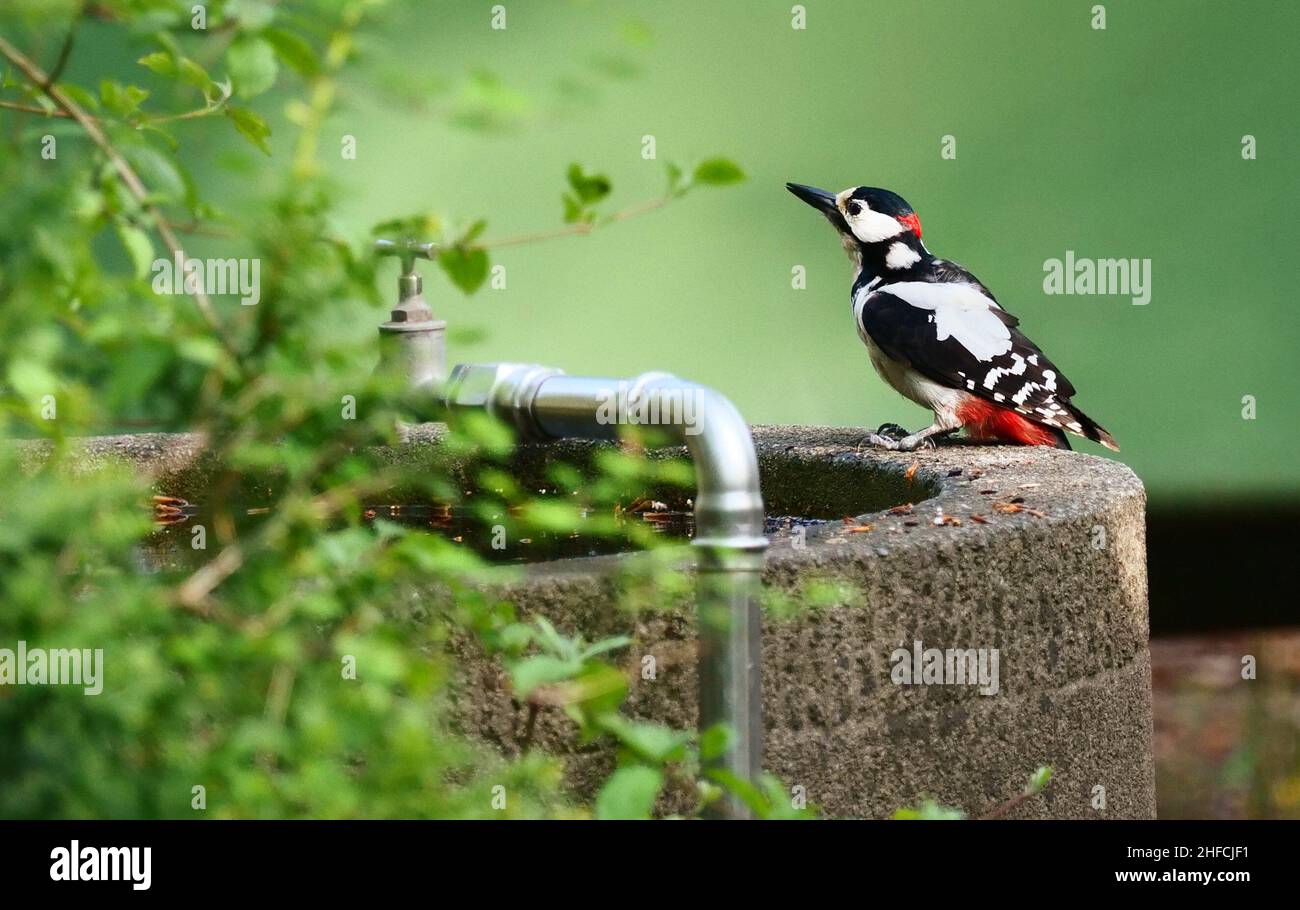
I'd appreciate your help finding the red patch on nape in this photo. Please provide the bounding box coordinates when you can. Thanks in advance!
[896,212,922,239]
[957,398,1058,447]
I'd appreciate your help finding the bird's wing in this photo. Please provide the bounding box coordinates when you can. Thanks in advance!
[928,259,1011,315]
[858,280,1087,431]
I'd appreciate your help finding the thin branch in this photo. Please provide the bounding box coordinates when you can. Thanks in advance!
[148,98,229,124]
[173,219,236,239]
[0,36,238,357]
[979,790,1034,819]
[175,543,243,609]
[480,196,671,250]
[0,96,223,124]
[979,779,1051,819]
[0,98,70,117]
[42,21,78,89]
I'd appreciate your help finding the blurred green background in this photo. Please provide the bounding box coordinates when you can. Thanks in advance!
[14,0,1300,501]
[2,0,1296,821]
[315,0,1297,502]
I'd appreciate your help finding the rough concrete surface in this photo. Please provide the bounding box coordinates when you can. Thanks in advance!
[22,425,1155,818]
[429,425,1156,819]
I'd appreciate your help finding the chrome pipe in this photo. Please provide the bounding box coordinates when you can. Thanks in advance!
[441,362,767,819]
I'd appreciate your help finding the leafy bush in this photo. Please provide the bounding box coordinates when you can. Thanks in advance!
[0,0,786,819]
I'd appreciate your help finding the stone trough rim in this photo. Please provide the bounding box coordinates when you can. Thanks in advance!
[12,424,1145,577]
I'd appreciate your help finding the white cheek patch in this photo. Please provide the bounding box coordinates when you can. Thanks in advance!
[847,208,905,244]
[885,241,921,269]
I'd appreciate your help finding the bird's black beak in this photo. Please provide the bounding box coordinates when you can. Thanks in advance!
[786,182,838,215]
[786,182,848,235]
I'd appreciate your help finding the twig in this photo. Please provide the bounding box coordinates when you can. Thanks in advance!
[175,543,243,609]
[0,99,70,117]
[979,789,1035,819]
[481,196,670,250]
[149,100,229,124]
[173,219,236,239]
[0,96,225,124]
[0,35,238,356]
[520,702,540,750]
[42,21,78,89]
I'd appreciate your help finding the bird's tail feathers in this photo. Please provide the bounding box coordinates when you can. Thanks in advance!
[1064,403,1120,452]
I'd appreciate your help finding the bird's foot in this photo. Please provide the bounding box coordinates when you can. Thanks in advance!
[858,424,935,452]
[897,434,938,452]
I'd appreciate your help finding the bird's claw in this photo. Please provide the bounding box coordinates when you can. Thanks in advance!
[861,430,937,453]
[876,422,909,441]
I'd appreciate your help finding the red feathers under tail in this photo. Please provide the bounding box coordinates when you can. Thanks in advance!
[957,399,1070,449]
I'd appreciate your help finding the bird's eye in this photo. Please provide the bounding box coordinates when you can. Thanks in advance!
[846,201,862,216]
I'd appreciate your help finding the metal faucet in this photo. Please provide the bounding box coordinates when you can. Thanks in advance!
[372,243,768,818]
[374,238,446,392]
[441,363,767,819]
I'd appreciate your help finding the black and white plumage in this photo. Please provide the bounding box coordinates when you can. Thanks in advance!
[787,183,1118,452]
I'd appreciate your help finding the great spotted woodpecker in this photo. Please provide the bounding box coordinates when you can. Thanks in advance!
[787,183,1119,453]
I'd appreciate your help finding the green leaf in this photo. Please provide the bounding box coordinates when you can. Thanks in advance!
[6,357,59,404]
[495,622,535,654]
[665,161,684,196]
[578,635,632,661]
[561,192,585,224]
[224,0,277,29]
[692,157,746,186]
[121,143,187,203]
[263,27,320,77]
[114,223,154,279]
[137,52,176,77]
[601,716,689,764]
[60,83,99,112]
[519,499,582,533]
[698,723,734,762]
[370,213,442,239]
[595,766,662,820]
[176,336,227,369]
[566,163,611,204]
[438,246,489,295]
[227,36,279,98]
[225,106,272,155]
[177,58,216,96]
[892,798,965,820]
[458,219,488,245]
[531,616,571,658]
[1027,765,1053,794]
[509,655,582,698]
[100,80,149,118]
[568,665,628,718]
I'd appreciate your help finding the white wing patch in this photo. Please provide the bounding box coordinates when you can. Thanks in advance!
[982,352,1028,389]
[874,281,1012,362]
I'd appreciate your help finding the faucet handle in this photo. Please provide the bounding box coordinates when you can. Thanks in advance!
[373,238,438,275]
[374,238,439,305]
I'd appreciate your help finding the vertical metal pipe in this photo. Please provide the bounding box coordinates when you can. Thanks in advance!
[440,363,768,818]
[695,546,765,818]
